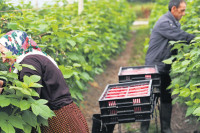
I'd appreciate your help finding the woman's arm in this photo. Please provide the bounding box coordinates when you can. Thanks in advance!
[19,57,43,96]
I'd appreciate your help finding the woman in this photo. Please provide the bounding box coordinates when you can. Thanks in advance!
[0,30,89,133]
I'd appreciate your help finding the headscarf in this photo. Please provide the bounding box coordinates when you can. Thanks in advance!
[0,30,42,55]
[0,30,58,72]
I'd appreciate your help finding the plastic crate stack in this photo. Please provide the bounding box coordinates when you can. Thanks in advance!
[98,65,160,125]
[118,65,160,94]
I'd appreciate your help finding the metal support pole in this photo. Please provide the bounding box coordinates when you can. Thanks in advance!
[78,0,84,15]
[35,0,38,8]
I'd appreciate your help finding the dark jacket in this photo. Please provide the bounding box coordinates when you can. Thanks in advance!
[19,54,73,110]
[145,11,195,74]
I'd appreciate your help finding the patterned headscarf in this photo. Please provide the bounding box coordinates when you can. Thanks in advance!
[0,30,58,72]
[0,30,43,56]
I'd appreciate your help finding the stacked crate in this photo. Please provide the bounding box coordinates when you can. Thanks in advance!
[98,65,160,125]
[99,80,154,125]
[118,65,160,94]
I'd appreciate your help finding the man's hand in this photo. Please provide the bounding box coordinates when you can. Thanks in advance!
[187,34,196,44]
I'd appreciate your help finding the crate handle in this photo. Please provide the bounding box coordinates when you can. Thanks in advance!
[117,110,134,114]
[131,77,146,80]
[116,102,132,106]
[118,118,135,123]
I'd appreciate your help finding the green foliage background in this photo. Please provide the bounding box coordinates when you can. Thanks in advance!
[145,0,200,121]
[0,0,135,101]
[0,0,135,132]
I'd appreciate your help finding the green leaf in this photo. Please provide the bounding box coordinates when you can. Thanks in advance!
[73,63,81,67]
[76,37,85,43]
[22,64,36,71]
[22,110,37,127]
[183,53,190,57]
[82,63,92,71]
[179,88,190,97]
[14,63,22,71]
[194,37,200,40]
[54,31,68,38]
[14,80,23,87]
[175,84,179,89]
[193,107,200,116]
[7,72,18,79]
[172,88,180,95]
[11,99,20,107]
[76,91,83,100]
[0,112,9,120]
[22,82,29,89]
[10,86,23,91]
[67,40,76,47]
[31,103,54,119]
[30,75,41,83]
[23,124,32,133]
[181,60,191,66]
[83,45,90,53]
[76,80,84,90]
[37,115,48,126]
[94,68,104,74]
[31,99,54,119]
[21,88,31,95]
[31,90,40,97]
[193,83,200,87]
[7,22,18,29]
[194,98,200,104]
[185,101,193,106]
[52,24,58,32]
[35,99,48,105]
[0,71,8,75]
[24,75,31,85]
[8,115,24,130]
[169,41,177,45]
[38,24,48,32]
[20,100,31,111]
[191,90,199,96]
[67,52,80,61]
[86,31,97,36]
[162,59,172,64]
[80,72,92,81]
[29,83,43,88]
[0,95,11,107]
[186,106,196,117]
[0,120,15,133]
[0,76,7,81]
[59,66,74,79]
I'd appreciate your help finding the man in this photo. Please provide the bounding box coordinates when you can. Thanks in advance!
[141,0,195,133]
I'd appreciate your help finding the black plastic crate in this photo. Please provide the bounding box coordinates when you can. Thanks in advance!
[99,80,153,109]
[100,103,153,115]
[101,111,152,125]
[118,65,160,93]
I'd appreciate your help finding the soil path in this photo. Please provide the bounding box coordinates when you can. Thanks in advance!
[80,27,200,133]
[80,30,136,133]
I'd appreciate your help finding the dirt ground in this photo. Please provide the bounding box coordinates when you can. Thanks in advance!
[80,30,200,133]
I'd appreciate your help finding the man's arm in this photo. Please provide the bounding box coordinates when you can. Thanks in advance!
[158,21,195,43]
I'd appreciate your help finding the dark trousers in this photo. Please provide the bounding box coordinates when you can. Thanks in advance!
[140,74,172,133]
[160,74,172,103]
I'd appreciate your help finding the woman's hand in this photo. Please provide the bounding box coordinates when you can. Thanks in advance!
[0,80,4,87]
[0,87,3,94]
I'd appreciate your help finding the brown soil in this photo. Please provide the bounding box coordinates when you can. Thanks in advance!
[80,31,200,133]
